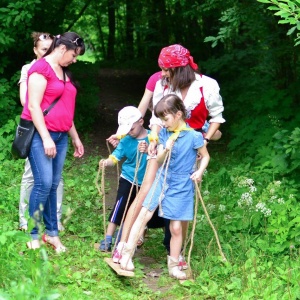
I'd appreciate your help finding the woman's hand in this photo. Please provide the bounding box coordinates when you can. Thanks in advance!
[72,138,84,158]
[138,141,148,153]
[106,134,119,148]
[43,137,57,158]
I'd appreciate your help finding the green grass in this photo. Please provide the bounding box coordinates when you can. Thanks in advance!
[1,141,300,299]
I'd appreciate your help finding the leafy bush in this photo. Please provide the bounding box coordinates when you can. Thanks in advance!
[255,127,300,179]
[200,145,300,256]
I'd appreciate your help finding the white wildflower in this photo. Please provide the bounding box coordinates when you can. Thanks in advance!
[255,202,272,217]
[264,208,272,217]
[289,194,294,199]
[203,190,210,196]
[256,202,266,212]
[238,192,253,207]
[207,204,215,212]
[197,215,205,222]
[274,181,281,186]
[238,178,254,188]
[249,185,257,193]
[219,204,226,212]
[246,178,254,186]
[269,195,277,203]
[269,188,275,194]
[219,188,227,196]
[277,198,285,204]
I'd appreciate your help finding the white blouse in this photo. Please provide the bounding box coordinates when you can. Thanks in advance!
[149,73,225,128]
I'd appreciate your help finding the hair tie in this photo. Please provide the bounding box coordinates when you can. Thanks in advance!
[56,34,61,39]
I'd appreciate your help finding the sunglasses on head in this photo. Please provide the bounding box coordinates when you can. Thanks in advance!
[69,37,84,47]
[35,34,53,46]
[39,34,54,41]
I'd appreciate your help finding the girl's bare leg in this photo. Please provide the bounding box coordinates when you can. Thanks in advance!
[119,158,158,243]
[169,220,182,260]
[120,207,155,270]
[168,220,187,279]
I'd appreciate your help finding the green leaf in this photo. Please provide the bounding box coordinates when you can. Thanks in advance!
[287,26,297,35]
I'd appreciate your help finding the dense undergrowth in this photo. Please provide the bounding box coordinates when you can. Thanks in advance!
[0,137,300,299]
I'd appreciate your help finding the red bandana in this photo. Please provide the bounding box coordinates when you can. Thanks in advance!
[158,44,198,70]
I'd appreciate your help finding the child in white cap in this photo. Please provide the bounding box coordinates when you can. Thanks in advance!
[98,106,150,251]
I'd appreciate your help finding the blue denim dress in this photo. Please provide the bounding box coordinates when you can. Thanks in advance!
[143,126,204,221]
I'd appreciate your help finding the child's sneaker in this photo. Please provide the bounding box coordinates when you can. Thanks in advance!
[112,242,124,263]
[99,239,112,252]
[178,254,188,270]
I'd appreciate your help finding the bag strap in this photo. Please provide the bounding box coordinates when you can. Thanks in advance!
[43,70,66,116]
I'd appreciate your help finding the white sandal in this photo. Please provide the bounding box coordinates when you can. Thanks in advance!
[119,243,135,271]
[167,256,186,280]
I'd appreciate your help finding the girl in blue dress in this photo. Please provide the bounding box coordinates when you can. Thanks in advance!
[119,94,210,280]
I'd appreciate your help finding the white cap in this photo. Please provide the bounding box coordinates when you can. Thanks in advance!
[116,106,142,135]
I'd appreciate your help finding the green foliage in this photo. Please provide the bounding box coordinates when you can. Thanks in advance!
[0,116,18,162]
[257,0,300,45]
[70,62,100,132]
[0,0,40,73]
[1,141,300,298]
[255,127,300,178]
[202,149,300,255]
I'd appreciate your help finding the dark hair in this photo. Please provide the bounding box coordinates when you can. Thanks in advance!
[43,32,85,88]
[31,32,53,47]
[154,94,187,119]
[168,65,196,91]
[44,32,85,57]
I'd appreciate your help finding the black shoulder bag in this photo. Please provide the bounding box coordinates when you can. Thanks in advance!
[12,71,66,159]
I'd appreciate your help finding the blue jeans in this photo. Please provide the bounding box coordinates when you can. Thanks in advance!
[28,131,68,240]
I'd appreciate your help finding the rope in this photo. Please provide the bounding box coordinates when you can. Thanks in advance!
[122,148,172,269]
[95,140,145,258]
[182,158,200,261]
[194,182,227,262]
[186,180,200,274]
[106,140,120,188]
[123,154,151,243]
[111,146,143,255]
[95,162,107,249]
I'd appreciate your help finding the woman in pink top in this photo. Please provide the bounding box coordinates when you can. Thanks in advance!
[23,32,85,253]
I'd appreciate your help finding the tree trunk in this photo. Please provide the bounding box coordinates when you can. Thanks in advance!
[107,0,116,60]
[125,0,134,59]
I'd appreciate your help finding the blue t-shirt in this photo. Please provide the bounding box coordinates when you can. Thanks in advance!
[112,130,150,185]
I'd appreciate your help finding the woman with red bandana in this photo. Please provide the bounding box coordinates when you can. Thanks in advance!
[113,44,225,271]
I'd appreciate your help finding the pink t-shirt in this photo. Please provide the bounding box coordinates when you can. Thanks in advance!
[146,71,161,92]
[21,58,77,132]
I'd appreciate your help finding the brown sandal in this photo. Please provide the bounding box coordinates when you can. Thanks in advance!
[137,226,148,248]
